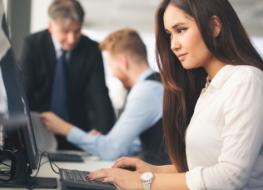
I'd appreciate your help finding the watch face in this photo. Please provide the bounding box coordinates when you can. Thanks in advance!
[141,172,154,181]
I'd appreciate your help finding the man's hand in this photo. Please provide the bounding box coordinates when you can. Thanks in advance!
[88,129,101,136]
[40,112,73,136]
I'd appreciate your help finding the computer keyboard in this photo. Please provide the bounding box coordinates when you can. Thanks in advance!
[47,153,84,162]
[59,168,116,190]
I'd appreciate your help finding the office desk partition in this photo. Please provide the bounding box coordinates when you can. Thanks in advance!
[1,153,115,190]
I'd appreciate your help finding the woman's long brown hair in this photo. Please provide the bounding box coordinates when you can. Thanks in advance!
[155,0,263,172]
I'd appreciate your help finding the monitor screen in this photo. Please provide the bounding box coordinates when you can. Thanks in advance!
[0,7,39,172]
[0,1,56,188]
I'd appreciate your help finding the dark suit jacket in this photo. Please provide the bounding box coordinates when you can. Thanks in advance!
[19,30,115,150]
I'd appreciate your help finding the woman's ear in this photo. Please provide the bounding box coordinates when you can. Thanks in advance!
[211,15,222,38]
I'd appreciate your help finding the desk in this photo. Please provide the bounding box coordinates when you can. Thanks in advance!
[1,152,115,190]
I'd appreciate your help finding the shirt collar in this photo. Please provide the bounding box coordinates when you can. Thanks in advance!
[135,67,154,84]
[209,64,238,89]
[51,34,61,56]
[51,34,72,61]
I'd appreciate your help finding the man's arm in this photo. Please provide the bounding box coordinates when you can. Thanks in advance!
[85,51,115,134]
[42,81,163,160]
[67,82,163,160]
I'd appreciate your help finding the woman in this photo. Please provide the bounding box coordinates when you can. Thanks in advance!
[87,0,263,189]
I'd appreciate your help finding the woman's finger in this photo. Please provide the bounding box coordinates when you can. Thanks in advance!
[113,157,137,168]
[88,168,110,180]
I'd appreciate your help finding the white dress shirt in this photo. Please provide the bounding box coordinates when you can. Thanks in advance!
[51,34,71,61]
[186,65,263,189]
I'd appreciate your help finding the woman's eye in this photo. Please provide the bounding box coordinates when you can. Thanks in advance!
[177,28,186,34]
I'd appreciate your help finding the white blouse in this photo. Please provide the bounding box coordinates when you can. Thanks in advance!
[186,65,263,190]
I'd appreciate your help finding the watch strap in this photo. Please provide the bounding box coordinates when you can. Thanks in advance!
[142,182,151,190]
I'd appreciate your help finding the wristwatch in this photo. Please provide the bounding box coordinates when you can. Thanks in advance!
[140,172,155,190]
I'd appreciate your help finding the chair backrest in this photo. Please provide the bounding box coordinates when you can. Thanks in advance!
[30,111,57,152]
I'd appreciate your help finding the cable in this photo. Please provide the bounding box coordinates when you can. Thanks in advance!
[38,160,49,167]
[32,151,59,178]
[36,148,59,171]
[0,150,59,189]
[0,162,11,167]
[46,153,60,173]
[0,170,10,176]
[33,160,58,169]
[50,160,59,170]
[0,150,60,190]
[31,151,44,178]
[37,149,59,171]
[0,150,36,189]
[0,150,21,182]
[0,167,11,176]
[24,151,59,190]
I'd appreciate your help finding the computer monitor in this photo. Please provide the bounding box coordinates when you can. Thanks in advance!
[0,1,56,188]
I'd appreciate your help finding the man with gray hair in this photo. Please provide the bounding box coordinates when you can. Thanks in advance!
[19,0,115,150]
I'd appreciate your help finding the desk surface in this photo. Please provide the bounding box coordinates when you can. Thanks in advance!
[1,152,115,190]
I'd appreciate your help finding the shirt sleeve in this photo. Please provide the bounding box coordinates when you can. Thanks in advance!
[186,76,263,189]
[67,81,163,160]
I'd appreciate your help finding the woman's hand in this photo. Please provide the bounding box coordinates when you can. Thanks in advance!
[87,168,143,190]
[112,157,161,173]
[40,111,73,136]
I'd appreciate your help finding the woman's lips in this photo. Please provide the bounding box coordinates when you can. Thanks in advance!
[177,53,187,61]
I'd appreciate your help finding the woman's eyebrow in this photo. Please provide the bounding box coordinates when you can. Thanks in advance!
[172,22,185,29]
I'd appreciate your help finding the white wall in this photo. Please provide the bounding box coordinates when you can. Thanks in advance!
[30,0,51,33]
[29,0,263,109]
[29,0,263,59]
[251,37,263,58]
[2,0,7,14]
[29,0,263,61]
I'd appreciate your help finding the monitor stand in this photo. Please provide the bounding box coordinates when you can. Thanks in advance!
[0,151,57,189]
